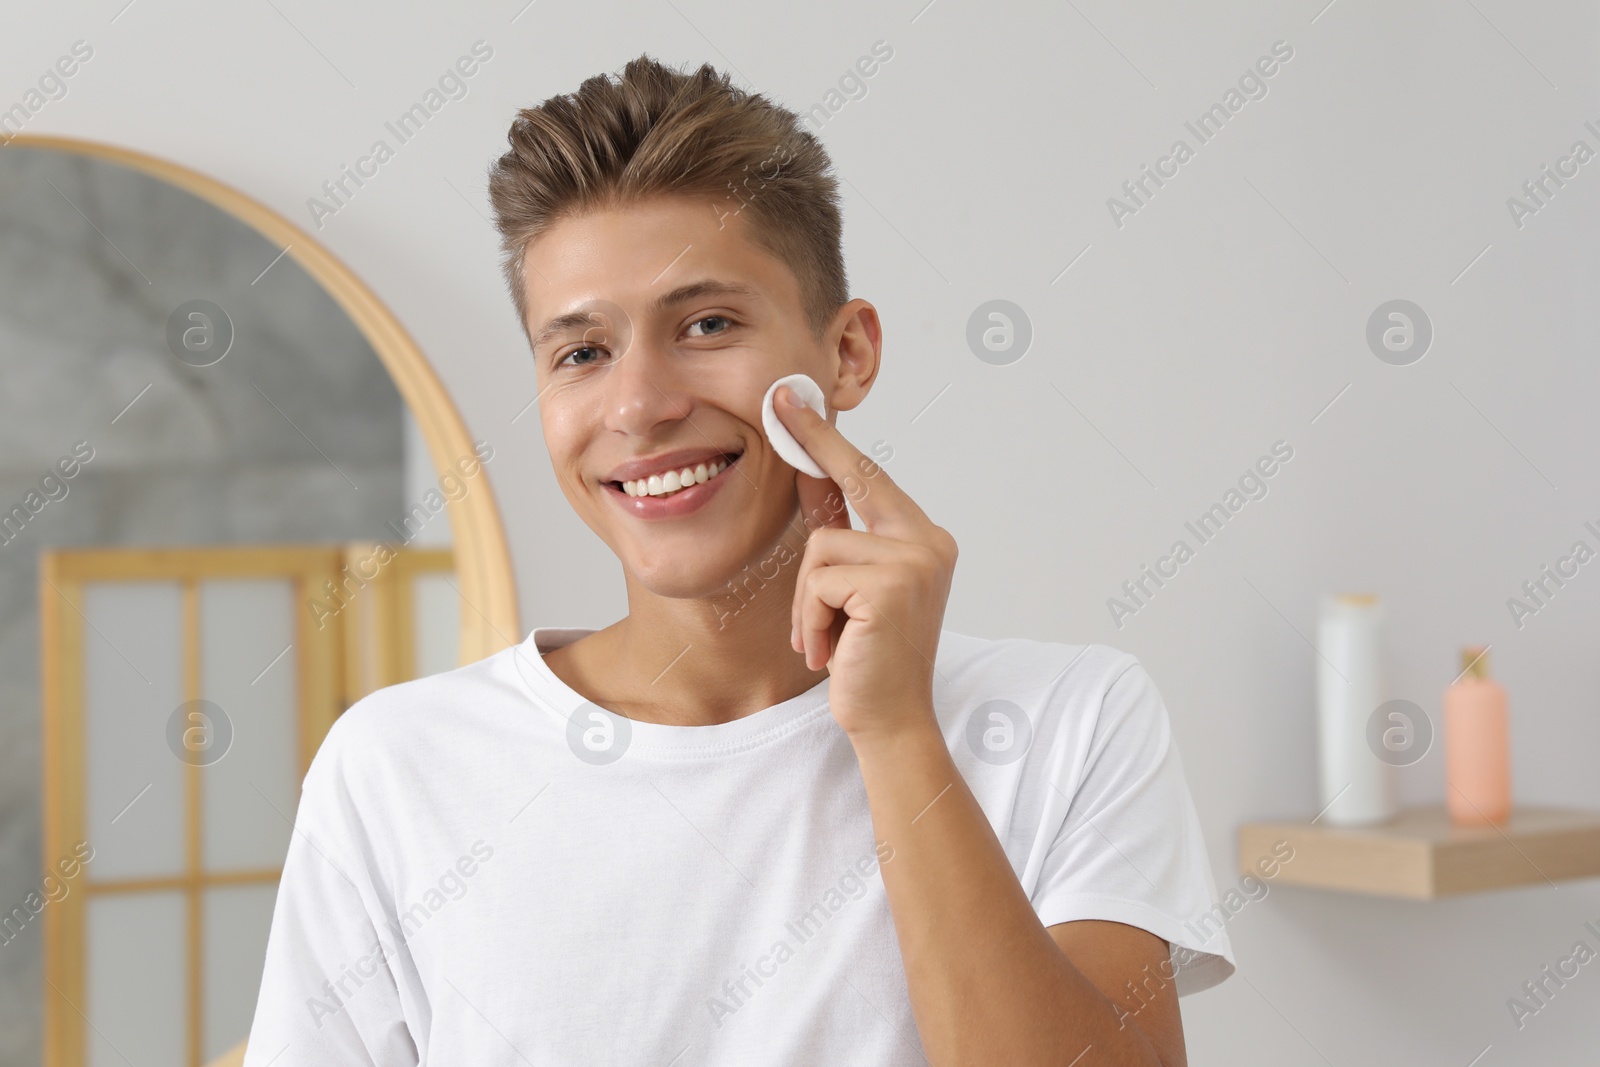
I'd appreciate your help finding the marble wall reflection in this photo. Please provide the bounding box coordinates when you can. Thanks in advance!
[0,146,407,1066]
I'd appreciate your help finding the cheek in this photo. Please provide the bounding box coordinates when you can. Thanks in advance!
[541,401,588,468]
[683,355,757,400]
[704,361,794,439]
[542,438,600,506]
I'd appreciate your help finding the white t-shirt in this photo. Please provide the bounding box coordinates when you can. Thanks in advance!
[243,627,1234,1066]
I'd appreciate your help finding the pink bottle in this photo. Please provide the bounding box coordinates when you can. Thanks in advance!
[1444,645,1512,825]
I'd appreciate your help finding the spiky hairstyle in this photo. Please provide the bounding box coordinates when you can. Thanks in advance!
[486,54,848,348]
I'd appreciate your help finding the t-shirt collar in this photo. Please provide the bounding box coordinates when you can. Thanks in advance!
[512,626,835,759]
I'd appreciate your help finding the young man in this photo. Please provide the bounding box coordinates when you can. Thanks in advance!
[245,55,1234,1066]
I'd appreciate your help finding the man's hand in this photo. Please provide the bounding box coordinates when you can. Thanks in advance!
[772,383,958,742]
[772,385,1182,1067]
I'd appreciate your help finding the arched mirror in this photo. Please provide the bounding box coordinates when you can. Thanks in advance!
[0,136,518,1067]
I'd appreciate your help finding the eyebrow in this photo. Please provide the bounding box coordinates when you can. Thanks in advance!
[530,279,765,354]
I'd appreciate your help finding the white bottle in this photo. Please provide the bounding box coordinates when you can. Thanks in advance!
[1315,594,1397,825]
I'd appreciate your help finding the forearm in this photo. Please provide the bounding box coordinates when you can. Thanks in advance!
[852,710,1164,1066]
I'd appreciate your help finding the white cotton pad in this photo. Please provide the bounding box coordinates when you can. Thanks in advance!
[761,373,828,478]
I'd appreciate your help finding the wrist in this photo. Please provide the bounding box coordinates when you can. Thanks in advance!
[844,705,946,761]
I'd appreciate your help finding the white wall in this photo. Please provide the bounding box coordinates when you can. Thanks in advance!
[9,1,1598,1062]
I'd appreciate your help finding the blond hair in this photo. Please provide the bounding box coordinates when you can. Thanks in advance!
[486,54,848,348]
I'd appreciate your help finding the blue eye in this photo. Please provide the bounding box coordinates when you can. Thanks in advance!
[557,345,608,368]
[687,315,731,337]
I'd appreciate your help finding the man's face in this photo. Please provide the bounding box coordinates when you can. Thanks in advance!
[523,194,855,600]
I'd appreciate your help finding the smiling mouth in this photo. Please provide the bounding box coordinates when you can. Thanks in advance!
[610,452,742,499]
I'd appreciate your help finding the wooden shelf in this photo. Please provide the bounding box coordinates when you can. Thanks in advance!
[1238,805,1600,899]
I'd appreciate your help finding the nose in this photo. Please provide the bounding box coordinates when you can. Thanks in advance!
[601,328,697,439]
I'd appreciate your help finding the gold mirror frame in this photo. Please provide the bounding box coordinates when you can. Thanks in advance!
[4,133,520,660]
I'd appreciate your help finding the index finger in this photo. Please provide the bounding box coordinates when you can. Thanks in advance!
[773,385,926,534]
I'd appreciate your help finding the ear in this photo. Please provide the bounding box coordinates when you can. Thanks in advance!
[823,299,882,416]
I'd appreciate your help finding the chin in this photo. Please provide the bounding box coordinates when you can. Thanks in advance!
[626,553,753,601]
[617,514,793,603]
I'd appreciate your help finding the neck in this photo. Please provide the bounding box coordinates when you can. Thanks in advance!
[591,515,828,725]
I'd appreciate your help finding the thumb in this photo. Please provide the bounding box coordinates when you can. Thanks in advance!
[793,466,852,536]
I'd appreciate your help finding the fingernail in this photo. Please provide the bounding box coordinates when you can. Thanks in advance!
[777,385,797,408]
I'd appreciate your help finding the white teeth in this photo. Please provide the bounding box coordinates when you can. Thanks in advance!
[622,458,730,498]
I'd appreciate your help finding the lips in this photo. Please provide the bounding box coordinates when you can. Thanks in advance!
[620,455,734,498]
[602,447,743,487]
[603,451,741,518]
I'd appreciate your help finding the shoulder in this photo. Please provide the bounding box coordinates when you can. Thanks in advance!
[933,628,1148,713]
[932,629,1170,763]
[302,642,531,801]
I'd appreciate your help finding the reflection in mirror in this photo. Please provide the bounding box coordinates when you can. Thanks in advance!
[0,144,461,1066]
